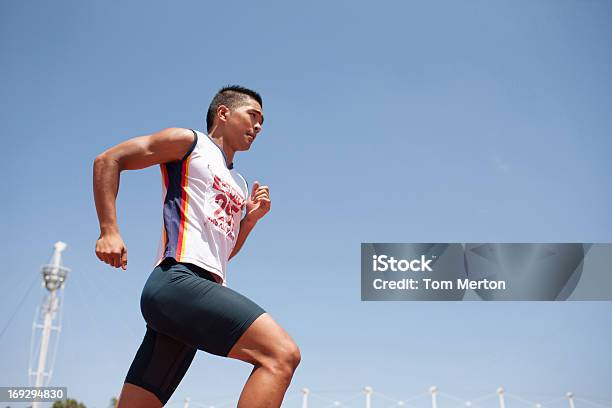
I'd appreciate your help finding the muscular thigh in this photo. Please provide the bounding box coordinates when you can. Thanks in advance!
[226,313,297,365]
[141,258,266,357]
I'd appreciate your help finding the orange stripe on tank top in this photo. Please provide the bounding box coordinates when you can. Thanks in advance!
[160,164,170,253]
[176,156,191,260]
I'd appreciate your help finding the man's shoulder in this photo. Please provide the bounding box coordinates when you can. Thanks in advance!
[159,127,195,140]
[153,128,198,163]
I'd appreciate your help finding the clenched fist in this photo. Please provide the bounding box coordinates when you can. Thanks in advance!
[96,230,128,270]
[245,181,271,223]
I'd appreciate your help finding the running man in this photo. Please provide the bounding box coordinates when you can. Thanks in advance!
[93,85,300,407]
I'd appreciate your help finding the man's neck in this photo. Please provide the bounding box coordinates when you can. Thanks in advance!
[207,129,235,167]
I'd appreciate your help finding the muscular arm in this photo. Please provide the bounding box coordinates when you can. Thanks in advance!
[93,127,195,269]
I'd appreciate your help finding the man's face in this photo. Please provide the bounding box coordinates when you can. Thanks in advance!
[220,98,264,151]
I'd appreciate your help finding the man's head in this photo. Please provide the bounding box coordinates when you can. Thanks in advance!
[206,85,264,151]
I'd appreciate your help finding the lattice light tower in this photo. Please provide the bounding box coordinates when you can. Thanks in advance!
[28,241,70,406]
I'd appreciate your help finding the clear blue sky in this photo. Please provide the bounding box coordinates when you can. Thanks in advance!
[1,1,611,407]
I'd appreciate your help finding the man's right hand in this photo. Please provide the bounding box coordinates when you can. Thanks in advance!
[96,231,128,270]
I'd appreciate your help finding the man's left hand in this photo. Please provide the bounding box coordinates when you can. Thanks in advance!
[245,181,271,223]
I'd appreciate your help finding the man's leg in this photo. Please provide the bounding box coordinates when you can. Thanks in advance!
[227,313,301,408]
[116,383,162,408]
[117,325,197,407]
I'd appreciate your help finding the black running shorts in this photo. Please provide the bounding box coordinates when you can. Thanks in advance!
[125,257,266,405]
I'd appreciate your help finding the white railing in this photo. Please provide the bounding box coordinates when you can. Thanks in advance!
[168,387,612,408]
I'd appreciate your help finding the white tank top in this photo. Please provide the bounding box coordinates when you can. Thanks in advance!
[154,130,248,286]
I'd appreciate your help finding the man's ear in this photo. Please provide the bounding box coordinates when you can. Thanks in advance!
[217,105,230,124]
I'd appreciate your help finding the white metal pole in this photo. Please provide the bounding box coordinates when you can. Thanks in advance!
[430,386,438,408]
[183,397,190,408]
[364,386,373,408]
[32,242,67,408]
[497,387,506,408]
[34,291,56,387]
[302,388,310,408]
[567,393,575,408]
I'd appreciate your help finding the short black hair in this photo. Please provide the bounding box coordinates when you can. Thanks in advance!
[206,85,263,132]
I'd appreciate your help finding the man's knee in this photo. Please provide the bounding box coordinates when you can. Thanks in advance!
[283,340,301,370]
[268,339,301,378]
